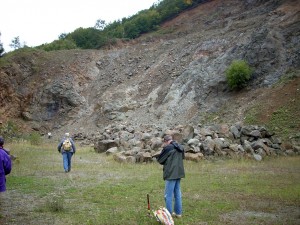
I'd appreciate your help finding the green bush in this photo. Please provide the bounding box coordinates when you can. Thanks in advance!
[38,39,77,51]
[226,60,252,90]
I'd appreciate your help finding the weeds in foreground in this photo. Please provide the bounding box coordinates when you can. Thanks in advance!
[37,193,65,213]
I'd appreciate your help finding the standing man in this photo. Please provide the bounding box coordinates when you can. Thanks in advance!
[0,137,12,192]
[157,135,185,218]
[57,133,76,173]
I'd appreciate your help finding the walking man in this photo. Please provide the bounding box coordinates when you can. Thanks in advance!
[58,133,76,173]
[157,135,185,218]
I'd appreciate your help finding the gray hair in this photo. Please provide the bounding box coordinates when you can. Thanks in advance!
[163,135,172,142]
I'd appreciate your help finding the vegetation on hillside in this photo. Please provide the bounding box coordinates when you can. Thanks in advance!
[202,73,300,144]
[34,0,208,51]
[1,0,209,53]
[244,73,300,142]
[0,0,208,53]
[226,60,252,90]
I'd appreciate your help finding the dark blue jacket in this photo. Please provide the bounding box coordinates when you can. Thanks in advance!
[157,141,185,180]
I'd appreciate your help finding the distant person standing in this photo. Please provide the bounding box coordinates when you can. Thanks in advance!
[157,135,185,218]
[57,133,76,173]
[0,137,12,192]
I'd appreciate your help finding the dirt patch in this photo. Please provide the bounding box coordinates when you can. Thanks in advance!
[221,207,300,225]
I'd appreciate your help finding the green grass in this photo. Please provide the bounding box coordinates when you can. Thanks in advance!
[267,105,300,139]
[1,142,300,225]
[244,105,261,125]
[244,98,300,140]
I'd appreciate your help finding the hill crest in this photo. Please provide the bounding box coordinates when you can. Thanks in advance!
[0,0,299,143]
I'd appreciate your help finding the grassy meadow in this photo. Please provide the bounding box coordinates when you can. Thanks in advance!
[0,141,299,225]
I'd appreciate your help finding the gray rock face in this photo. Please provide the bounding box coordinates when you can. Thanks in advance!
[0,0,299,139]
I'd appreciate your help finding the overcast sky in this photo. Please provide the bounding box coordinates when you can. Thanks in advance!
[0,0,159,52]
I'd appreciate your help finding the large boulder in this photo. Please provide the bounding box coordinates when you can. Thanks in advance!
[94,139,119,153]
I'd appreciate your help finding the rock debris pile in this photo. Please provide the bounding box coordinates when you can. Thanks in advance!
[88,123,299,163]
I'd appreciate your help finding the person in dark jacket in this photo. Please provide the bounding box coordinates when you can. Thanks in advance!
[157,135,185,218]
[0,137,12,192]
[57,133,76,173]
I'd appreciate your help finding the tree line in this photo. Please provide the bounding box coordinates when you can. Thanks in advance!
[35,0,208,51]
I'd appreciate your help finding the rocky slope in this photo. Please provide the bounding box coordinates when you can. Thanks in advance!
[0,0,299,142]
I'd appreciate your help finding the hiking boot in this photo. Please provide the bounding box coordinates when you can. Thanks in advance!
[172,212,182,218]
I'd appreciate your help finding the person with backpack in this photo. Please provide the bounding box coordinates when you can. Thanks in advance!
[0,136,12,192]
[156,135,185,218]
[57,133,76,173]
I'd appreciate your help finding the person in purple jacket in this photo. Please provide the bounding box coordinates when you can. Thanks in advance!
[0,136,12,192]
